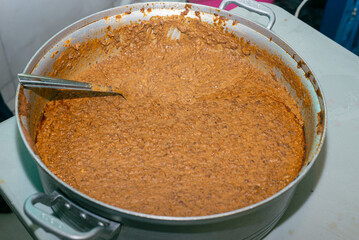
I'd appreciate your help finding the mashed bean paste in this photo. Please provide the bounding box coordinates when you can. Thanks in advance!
[36,15,305,216]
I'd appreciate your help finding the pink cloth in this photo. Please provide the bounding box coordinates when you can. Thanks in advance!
[188,0,274,11]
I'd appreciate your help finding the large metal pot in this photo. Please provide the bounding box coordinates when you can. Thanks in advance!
[16,1,326,239]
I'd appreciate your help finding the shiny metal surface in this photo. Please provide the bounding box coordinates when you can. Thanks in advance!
[24,192,121,240]
[18,74,124,96]
[17,1,326,239]
[219,0,276,29]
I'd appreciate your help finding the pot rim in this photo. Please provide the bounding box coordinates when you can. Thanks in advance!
[16,1,327,222]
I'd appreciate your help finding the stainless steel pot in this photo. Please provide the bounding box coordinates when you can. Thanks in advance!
[16,1,327,239]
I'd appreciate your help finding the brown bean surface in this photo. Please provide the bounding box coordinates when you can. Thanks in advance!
[36,16,305,217]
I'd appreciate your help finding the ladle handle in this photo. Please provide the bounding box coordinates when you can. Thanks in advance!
[219,0,276,30]
[18,73,93,91]
[24,191,121,240]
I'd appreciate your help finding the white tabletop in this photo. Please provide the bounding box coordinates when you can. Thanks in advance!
[1,4,359,240]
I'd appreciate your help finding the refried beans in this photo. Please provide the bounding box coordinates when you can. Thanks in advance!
[35,15,305,217]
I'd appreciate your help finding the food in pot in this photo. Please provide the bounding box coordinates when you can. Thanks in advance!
[35,15,305,217]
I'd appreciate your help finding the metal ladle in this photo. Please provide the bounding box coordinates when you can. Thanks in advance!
[18,73,126,99]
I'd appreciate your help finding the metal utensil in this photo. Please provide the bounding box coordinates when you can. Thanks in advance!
[18,73,126,98]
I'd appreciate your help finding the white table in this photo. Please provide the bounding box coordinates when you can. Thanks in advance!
[1,4,359,240]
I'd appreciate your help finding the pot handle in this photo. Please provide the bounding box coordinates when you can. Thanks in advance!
[219,0,276,30]
[24,192,121,240]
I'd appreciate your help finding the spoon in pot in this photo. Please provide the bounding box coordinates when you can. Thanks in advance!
[18,73,127,99]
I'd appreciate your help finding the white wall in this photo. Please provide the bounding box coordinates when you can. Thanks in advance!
[0,39,14,109]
